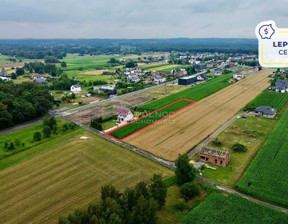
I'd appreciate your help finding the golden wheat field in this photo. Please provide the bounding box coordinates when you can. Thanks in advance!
[0,129,172,224]
[125,70,273,161]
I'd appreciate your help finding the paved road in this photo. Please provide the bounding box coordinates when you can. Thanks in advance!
[0,119,42,135]
[64,117,288,214]
[60,80,177,117]
[188,115,238,158]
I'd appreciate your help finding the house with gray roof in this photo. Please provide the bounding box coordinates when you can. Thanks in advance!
[130,75,140,83]
[275,79,288,93]
[34,77,46,85]
[0,72,9,77]
[255,106,277,119]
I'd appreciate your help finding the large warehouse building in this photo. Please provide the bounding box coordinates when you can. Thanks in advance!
[178,75,197,85]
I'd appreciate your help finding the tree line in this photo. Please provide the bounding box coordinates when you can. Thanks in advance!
[0,81,53,129]
[58,174,167,224]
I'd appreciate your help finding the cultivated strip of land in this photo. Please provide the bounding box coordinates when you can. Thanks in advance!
[125,70,272,161]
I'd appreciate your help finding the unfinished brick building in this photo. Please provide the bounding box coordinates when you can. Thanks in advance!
[199,146,230,167]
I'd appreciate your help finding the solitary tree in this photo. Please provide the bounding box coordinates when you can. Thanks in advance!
[33,131,42,141]
[43,126,51,138]
[175,154,196,186]
[60,61,67,68]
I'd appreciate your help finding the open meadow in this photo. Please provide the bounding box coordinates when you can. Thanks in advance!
[125,70,272,161]
[0,128,173,224]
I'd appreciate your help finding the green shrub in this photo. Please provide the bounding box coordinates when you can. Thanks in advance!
[174,198,187,211]
[14,139,21,146]
[232,143,247,152]
[43,126,51,138]
[180,182,200,201]
[33,131,42,141]
[90,119,103,131]
[62,124,68,132]
[8,142,15,150]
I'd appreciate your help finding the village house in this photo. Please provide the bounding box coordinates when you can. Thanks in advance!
[197,73,208,81]
[97,85,117,95]
[34,77,46,85]
[255,106,277,119]
[0,76,11,82]
[199,146,230,167]
[152,75,166,84]
[116,108,134,124]
[70,84,82,93]
[0,72,9,77]
[233,72,244,81]
[275,79,288,93]
[33,74,43,80]
[130,75,140,83]
[211,68,223,75]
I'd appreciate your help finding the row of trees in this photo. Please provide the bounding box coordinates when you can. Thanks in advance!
[0,81,53,129]
[23,62,63,76]
[58,174,167,224]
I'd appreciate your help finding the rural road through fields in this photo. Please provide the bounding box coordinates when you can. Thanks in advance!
[64,117,288,215]
[0,119,42,135]
[59,80,177,117]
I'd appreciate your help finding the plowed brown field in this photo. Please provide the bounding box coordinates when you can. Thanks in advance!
[125,70,273,161]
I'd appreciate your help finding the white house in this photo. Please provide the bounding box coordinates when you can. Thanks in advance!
[0,76,11,82]
[233,72,244,81]
[70,84,82,93]
[116,108,134,124]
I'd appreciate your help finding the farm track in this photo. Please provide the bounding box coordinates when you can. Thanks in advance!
[125,70,273,161]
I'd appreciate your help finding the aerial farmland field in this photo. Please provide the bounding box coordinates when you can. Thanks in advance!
[179,193,288,224]
[0,129,173,224]
[244,91,288,111]
[237,106,288,208]
[125,70,272,160]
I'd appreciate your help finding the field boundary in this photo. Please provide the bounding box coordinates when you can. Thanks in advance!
[105,98,196,141]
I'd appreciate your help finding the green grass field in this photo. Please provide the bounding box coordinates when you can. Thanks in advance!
[0,119,72,160]
[139,73,233,111]
[0,128,173,224]
[237,107,288,208]
[195,116,277,188]
[179,193,288,224]
[245,91,288,111]
[109,100,193,139]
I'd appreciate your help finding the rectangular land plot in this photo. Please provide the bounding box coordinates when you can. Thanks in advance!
[106,98,196,140]
[0,129,172,224]
[125,70,273,161]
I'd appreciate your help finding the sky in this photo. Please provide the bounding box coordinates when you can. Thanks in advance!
[0,0,287,39]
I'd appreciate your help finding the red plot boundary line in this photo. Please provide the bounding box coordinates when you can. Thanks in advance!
[104,98,196,141]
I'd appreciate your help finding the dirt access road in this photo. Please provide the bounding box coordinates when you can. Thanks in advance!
[125,70,273,161]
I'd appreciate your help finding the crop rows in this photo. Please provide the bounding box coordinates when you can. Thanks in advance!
[138,73,232,111]
[179,193,288,224]
[108,100,192,139]
[245,91,288,111]
[237,106,288,208]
